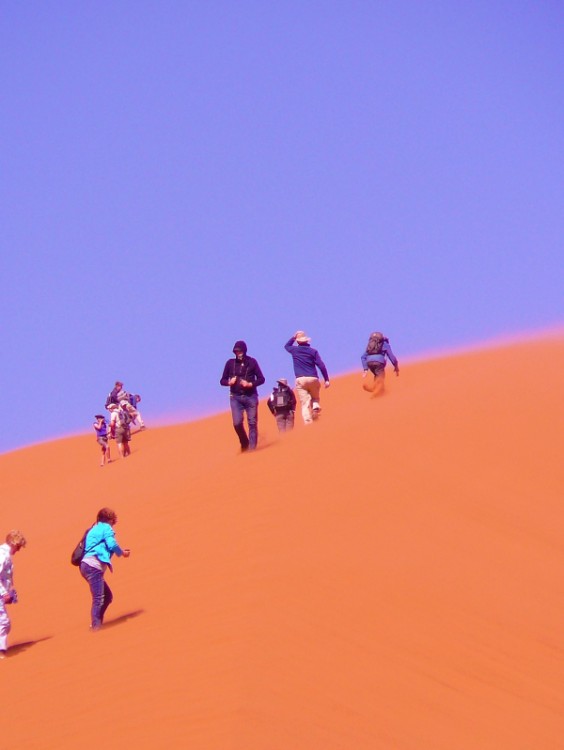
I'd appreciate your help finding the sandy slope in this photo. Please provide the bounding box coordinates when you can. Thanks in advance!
[0,335,562,750]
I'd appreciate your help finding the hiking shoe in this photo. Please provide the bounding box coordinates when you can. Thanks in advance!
[0,650,6,659]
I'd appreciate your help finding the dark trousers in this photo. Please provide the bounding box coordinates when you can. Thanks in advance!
[366,362,386,396]
[275,411,295,432]
[368,362,385,378]
[230,393,258,450]
[80,562,113,629]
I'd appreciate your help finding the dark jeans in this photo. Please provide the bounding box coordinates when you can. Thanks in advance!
[230,393,258,450]
[80,562,113,629]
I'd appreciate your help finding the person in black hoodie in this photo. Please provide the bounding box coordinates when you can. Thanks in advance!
[220,340,265,452]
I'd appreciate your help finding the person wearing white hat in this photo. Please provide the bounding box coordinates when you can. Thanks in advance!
[93,414,112,466]
[284,331,330,424]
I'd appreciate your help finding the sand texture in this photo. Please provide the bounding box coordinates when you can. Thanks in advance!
[1,335,562,749]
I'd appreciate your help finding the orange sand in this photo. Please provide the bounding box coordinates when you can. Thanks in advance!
[0,335,562,749]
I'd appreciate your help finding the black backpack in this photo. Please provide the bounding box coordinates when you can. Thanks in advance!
[273,387,292,412]
[71,528,90,566]
[105,391,120,409]
[366,332,386,355]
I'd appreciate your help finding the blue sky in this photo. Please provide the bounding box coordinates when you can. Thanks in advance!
[1,1,562,453]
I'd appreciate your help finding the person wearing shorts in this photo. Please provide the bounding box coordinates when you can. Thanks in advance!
[108,404,131,458]
[93,414,111,466]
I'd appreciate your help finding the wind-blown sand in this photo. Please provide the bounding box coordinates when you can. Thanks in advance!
[1,335,562,750]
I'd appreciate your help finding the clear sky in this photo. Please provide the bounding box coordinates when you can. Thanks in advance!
[1,1,562,453]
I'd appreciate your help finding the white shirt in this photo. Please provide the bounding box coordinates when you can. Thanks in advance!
[0,543,14,598]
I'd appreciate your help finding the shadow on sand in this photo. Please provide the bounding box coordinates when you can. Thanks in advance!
[8,636,52,657]
[102,609,145,630]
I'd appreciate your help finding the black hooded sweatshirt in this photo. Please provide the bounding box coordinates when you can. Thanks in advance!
[220,340,266,396]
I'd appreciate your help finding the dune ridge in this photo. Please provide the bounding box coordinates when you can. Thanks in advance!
[0,335,562,749]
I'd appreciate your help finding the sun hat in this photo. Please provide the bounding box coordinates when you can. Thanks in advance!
[107,403,118,410]
[295,331,311,343]
[277,378,288,386]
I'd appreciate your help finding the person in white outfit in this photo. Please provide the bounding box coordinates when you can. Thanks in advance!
[0,530,27,658]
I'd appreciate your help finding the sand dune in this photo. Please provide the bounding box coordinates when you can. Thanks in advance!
[0,335,562,749]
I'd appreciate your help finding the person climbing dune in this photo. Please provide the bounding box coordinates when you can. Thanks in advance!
[361,331,399,396]
[284,331,330,424]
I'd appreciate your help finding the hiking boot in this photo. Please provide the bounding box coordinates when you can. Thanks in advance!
[312,402,321,411]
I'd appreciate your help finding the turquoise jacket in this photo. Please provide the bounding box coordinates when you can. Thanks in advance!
[84,522,124,564]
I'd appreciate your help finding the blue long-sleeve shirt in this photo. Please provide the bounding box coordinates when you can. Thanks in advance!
[285,338,329,381]
[361,341,398,371]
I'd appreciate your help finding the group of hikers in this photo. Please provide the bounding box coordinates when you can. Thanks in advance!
[221,330,399,453]
[93,381,145,466]
[1,383,139,652]
[0,330,399,655]
[91,330,400,461]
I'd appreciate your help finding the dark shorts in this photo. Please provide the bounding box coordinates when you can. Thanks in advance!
[368,362,385,378]
[97,437,108,448]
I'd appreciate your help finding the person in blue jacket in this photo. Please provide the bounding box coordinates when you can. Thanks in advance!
[79,508,130,630]
[285,331,330,424]
[361,332,399,396]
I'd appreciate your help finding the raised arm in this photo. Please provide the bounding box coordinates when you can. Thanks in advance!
[284,335,297,352]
